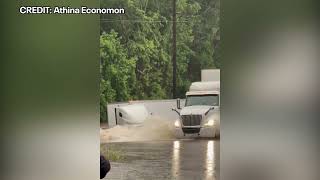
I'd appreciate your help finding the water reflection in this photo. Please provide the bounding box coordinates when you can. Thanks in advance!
[174,140,180,149]
[105,140,219,180]
[206,141,214,179]
[172,140,180,179]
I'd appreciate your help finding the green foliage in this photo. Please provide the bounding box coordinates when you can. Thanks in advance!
[100,0,220,122]
[101,144,126,162]
[100,30,136,121]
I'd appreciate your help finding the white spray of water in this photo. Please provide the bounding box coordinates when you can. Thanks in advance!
[100,116,175,142]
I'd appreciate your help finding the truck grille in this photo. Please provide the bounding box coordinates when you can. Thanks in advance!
[181,115,202,126]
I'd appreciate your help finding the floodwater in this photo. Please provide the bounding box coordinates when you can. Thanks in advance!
[102,140,219,180]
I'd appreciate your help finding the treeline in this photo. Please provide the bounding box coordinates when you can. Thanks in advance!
[100,0,220,121]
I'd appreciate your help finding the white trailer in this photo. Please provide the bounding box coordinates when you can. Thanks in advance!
[201,69,220,82]
[107,99,185,128]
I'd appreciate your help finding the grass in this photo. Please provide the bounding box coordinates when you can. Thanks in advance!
[100,144,126,162]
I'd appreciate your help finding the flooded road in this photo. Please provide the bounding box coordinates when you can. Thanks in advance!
[102,140,219,180]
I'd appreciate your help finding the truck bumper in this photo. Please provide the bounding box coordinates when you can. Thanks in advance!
[174,126,217,138]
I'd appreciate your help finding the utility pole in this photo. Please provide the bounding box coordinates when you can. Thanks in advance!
[172,0,177,99]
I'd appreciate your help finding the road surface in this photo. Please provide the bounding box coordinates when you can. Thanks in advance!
[102,139,219,180]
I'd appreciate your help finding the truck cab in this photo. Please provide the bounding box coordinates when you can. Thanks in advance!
[173,81,220,138]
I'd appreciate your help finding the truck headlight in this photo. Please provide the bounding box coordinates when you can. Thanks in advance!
[174,120,181,128]
[204,119,214,126]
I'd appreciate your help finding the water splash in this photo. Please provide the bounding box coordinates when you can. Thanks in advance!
[100,116,175,142]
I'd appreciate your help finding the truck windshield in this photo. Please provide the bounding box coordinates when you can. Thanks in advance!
[185,95,219,106]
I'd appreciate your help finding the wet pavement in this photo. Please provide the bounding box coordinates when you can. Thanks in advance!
[103,139,219,180]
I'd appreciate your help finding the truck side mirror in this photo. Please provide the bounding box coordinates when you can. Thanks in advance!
[172,108,180,115]
[177,98,181,109]
[205,107,215,116]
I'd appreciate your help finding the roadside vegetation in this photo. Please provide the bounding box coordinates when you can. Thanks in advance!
[101,144,126,162]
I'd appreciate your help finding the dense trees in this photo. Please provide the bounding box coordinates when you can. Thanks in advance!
[100,0,220,122]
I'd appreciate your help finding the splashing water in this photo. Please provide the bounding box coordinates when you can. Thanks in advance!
[100,116,175,142]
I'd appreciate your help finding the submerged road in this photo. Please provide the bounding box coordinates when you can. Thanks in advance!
[103,140,219,180]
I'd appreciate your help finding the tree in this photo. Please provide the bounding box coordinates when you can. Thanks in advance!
[100,30,136,121]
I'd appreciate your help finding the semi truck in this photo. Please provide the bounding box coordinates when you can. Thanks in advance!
[172,69,220,138]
